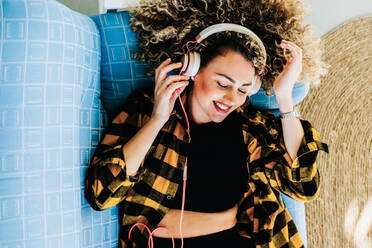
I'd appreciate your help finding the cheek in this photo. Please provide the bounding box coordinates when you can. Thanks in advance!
[201,78,213,90]
[239,96,248,107]
[234,93,249,108]
[199,79,219,99]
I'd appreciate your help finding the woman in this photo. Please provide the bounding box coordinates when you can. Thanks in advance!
[84,1,329,247]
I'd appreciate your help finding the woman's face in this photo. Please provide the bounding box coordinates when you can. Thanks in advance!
[188,49,261,124]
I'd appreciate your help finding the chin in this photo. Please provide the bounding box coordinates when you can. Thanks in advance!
[209,108,233,123]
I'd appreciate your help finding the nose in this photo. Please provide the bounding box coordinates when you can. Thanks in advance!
[223,88,237,105]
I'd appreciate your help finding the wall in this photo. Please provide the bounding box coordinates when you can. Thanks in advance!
[301,0,372,36]
[56,0,99,16]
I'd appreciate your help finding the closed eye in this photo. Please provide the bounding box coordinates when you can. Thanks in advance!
[217,81,228,88]
[217,81,247,94]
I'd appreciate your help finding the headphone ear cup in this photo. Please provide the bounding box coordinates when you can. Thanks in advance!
[180,53,189,74]
[188,51,200,77]
[247,75,257,95]
[180,51,200,77]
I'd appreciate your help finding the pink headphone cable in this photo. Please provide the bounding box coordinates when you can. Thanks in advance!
[171,41,195,247]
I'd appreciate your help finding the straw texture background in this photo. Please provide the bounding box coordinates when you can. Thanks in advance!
[297,14,372,248]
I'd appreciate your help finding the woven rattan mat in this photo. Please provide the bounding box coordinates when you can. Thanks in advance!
[298,14,372,248]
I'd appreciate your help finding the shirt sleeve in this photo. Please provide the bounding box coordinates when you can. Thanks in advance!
[84,88,153,211]
[256,111,329,202]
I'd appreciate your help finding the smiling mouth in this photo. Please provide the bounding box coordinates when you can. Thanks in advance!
[213,101,231,113]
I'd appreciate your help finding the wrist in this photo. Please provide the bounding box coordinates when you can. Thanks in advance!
[275,94,294,113]
[279,105,301,119]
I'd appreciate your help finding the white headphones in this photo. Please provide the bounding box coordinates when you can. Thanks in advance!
[180,23,267,94]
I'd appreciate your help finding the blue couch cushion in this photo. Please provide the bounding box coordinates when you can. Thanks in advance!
[0,1,114,247]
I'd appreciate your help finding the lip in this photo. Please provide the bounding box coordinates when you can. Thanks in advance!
[213,101,232,113]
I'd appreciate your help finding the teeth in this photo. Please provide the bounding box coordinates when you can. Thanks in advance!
[215,102,229,110]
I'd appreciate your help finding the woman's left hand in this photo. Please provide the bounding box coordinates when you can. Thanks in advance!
[273,40,303,97]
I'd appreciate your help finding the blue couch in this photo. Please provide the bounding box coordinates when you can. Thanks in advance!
[0,1,308,247]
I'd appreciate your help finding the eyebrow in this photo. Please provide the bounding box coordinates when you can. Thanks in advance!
[214,72,252,86]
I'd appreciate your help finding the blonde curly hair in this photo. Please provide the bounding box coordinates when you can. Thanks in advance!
[127,0,329,96]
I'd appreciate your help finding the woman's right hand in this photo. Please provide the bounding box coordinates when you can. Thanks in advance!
[151,58,190,124]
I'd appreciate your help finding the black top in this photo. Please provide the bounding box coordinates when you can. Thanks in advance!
[168,104,248,212]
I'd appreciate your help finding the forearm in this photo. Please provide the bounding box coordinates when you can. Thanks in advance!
[276,94,304,162]
[264,92,328,201]
[123,117,165,176]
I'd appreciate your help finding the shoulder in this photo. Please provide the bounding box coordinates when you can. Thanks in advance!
[113,85,155,119]
[237,104,279,129]
[237,104,283,147]
[123,85,155,109]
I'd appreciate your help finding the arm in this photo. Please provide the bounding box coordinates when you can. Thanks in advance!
[259,39,329,201]
[276,93,305,162]
[85,58,189,211]
[84,89,163,211]
[256,108,329,202]
[123,116,165,176]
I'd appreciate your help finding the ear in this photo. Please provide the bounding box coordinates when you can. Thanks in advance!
[191,70,201,82]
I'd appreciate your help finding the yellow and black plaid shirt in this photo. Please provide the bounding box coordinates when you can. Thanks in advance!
[84,86,329,248]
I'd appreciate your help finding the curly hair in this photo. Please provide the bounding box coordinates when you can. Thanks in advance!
[127,0,329,96]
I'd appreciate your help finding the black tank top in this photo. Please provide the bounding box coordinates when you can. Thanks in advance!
[168,106,248,212]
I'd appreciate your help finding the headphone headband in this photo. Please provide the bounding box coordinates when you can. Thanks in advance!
[195,23,267,64]
[180,23,265,94]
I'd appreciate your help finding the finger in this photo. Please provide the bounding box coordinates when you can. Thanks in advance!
[281,44,300,63]
[155,58,172,82]
[281,45,296,63]
[281,41,302,55]
[281,42,297,53]
[158,62,184,82]
[281,40,299,49]
[157,77,189,94]
[170,86,186,103]
[281,40,301,49]
[157,58,172,71]
[164,81,189,99]
[159,75,190,90]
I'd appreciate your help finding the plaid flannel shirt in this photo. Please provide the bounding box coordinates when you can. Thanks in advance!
[84,86,329,248]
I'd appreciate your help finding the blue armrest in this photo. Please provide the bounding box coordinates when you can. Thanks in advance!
[249,82,310,109]
[90,11,155,119]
